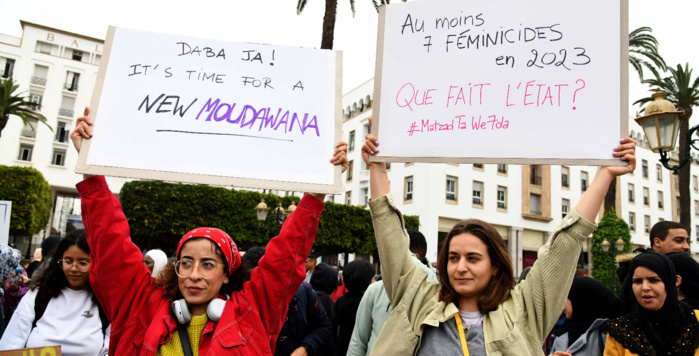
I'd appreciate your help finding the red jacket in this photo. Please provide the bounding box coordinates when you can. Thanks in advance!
[78,176,323,356]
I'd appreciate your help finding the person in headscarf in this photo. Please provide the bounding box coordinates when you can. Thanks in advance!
[666,252,699,310]
[0,246,21,285]
[550,276,623,356]
[606,251,699,356]
[0,245,21,335]
[143,249,168,278]
[0,245,28,328]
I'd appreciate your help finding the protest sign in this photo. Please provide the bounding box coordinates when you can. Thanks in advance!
[0,201,10,246]
[77,27,342,194]
[372,0,629,165]
[0,345,61,356]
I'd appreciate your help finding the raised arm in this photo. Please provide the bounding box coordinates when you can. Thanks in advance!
[362,119,427,305]
[575,137,637,220]
[240,142,347,351]
[71,107,162,324]
[514,137,637,341]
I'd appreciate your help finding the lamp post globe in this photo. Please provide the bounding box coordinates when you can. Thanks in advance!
[255,199,269,222]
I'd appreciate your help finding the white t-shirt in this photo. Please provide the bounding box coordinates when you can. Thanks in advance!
[0,287,110,356]
[458,310,484,330]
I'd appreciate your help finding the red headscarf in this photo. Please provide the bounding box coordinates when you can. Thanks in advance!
[176,227,241,276]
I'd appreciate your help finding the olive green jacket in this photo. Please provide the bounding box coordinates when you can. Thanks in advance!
[368,193,596,356]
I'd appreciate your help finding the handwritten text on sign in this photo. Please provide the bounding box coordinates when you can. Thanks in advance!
[0,345,61,356]
[83,27,339,190]
[374,0,623,161]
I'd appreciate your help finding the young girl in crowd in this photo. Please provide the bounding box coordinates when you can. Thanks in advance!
[551,276,623,356]
[0,231,110,355]
[605,251,699,356]
[70,108,347,355]
[144,249,168,278]
[361,119,636,355]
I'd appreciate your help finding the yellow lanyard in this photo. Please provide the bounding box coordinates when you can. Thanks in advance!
[453,313,470,356]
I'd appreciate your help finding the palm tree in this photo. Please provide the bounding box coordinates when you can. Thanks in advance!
[0,78,51,140]
[629,27,667,81]
[604,27,667,213]
[297,0,392,50]
[634,63,699,235]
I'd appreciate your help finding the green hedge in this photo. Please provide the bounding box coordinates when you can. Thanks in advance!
[119,180,419,256]
[0,165,52,236]
[591,209,632,295]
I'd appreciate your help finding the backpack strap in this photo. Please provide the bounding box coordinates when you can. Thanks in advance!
[31,291,52,330]
[97,302,109,335]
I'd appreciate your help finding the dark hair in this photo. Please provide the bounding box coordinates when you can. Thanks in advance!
[310,263,338,295]
[408,230,428,266]
[39,236,60,263]
[436,219,515,313]
[649,221,686,246]
[343,260,375,293]
[32,230,96,300]
[666,252,699,300]
[156,237,251,302]
[242,246,266,269]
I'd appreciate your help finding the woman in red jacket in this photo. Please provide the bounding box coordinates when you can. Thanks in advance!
[70,108,348,356]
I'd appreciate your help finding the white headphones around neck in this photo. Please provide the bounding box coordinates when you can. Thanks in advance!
[172,298,227,324]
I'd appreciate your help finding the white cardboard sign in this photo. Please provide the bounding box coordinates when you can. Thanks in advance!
[78,27,342,193]
[0,201,10,246]
[372,0,628,165]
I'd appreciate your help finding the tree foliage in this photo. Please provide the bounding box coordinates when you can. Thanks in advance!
[296,0,393,49]
[591,209,632,295]
[119,180,418,256]
[629,27,667,81]
[0,165,53,236]
[0,78,51,140]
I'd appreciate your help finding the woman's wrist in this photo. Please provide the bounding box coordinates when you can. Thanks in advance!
[369,163,388,173]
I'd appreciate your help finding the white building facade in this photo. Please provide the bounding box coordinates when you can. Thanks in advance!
[341,78,699,274]
[0,22,128,251]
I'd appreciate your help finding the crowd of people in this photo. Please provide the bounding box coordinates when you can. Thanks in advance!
[0,107,696,356]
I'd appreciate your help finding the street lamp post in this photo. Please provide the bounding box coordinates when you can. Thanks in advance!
[255,199,297,238]
[635,89,699,174]
[602,238,626,295]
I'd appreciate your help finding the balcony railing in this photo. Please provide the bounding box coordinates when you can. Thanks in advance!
[64,83,79,91]
[30,76,47,86]
[530,209,542,216]
[0,70,12,79]
[20,128,37,138]
[530,175,542,186]
[58,108,74,117]
[497,202,506,209]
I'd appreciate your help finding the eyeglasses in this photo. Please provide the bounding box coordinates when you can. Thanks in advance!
[58,259,90,272]
[174,260,225,279]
